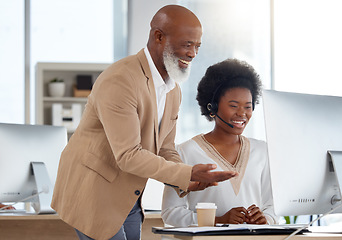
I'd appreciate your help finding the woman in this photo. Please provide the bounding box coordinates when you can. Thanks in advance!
[162,59,277,227]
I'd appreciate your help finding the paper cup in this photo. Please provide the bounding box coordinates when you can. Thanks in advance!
[196,202,217,227]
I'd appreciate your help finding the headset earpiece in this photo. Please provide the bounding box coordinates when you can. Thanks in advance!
[207,102,218,114]
[207,83,233,128]
[208,82,225,115]
[210,102,218,114]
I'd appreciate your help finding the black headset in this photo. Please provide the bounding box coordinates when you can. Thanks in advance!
[207,80,255,114]
[206,82,234,128]
[206,82,225,115]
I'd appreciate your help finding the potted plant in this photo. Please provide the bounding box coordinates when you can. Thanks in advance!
[48,78,65,97]
[284,216,298,224]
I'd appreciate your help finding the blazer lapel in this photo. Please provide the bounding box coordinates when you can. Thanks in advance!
[137,50,160,151]
[159,93,172,145]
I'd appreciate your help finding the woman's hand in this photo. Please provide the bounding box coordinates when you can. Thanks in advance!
[245,204,267,224]
[215,207,248,224]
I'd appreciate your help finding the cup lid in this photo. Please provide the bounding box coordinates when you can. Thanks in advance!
[195,202,217,209]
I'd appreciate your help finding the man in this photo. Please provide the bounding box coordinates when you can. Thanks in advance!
[51,5,237,240]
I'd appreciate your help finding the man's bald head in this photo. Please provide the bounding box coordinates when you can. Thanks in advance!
[149,5,201,36]
[147,5,202,81]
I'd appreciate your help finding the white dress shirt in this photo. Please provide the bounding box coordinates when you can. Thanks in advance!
[144,48,175,127]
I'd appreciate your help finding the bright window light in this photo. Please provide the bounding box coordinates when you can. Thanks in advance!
[273,0,342,97]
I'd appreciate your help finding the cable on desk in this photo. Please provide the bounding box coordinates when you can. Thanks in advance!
[283,203,342,240]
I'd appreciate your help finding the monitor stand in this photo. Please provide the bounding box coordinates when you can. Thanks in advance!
[328,151,342,206]
[30,162,56,214]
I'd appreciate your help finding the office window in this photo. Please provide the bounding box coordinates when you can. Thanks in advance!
[31,0,113,64]
[0,0,115,124]
[30,0,114,122]
[273,0,342,96]
[0,1,25,123]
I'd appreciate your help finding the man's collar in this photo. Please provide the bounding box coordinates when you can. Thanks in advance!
[144,48,175,91]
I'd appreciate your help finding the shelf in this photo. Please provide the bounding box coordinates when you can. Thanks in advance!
[35,62,111,138]
[43,97,88,103]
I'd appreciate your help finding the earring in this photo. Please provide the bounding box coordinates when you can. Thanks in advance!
[209,113,216,118]
[207,103,212,111]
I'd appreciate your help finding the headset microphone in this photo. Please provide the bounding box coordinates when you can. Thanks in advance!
[216,114,234,128]
[207,103,234,128]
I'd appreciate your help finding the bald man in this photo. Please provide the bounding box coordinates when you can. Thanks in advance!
[51,5,237,240]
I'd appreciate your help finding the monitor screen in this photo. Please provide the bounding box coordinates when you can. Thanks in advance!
[262,90,342,216]
[0,123,67,213]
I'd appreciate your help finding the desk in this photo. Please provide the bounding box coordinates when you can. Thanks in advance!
[0,214,77,240]
[0,212,163,240]
[142,212,164,240]
[160,234,342,240]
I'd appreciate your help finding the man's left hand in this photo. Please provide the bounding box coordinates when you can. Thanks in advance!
[187,181,217,192]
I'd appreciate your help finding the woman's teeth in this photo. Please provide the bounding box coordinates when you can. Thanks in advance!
[232,120,245,125]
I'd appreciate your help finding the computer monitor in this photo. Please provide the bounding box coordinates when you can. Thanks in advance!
[262,90,342,217]
[0,123,67,214]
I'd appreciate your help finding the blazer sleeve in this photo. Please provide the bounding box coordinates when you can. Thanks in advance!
[90,68,192,191]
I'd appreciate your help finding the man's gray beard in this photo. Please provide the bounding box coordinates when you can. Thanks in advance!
[163,47,191,84]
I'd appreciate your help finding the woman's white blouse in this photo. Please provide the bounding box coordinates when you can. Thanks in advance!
[161,136,277,227]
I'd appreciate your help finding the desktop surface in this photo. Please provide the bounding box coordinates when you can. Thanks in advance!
[0,213,163,240]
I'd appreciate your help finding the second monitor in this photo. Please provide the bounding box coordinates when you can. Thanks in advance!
[263,90,342,217]
[0,123,67,214]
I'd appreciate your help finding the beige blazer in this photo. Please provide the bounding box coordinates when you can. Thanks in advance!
[51,49,192,240]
